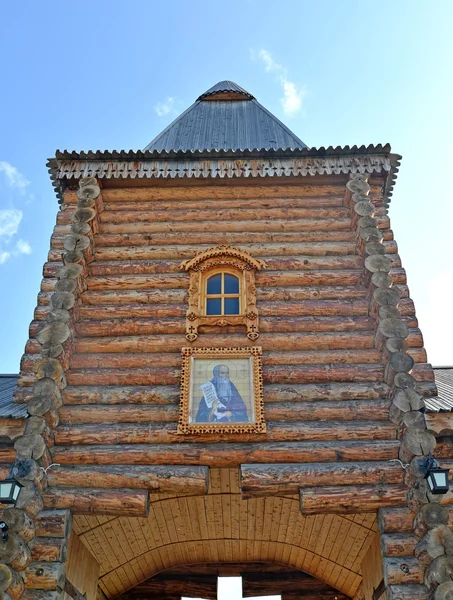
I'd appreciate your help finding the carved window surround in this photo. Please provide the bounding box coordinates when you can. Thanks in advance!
[180,245,266,342]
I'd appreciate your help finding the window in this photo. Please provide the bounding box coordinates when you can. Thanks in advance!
[205,271,240,316]
[180,245,266,342]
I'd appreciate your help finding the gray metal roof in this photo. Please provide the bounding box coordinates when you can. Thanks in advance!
[426,367,453,413]
[144,81,307,153]
[0,375,27,418]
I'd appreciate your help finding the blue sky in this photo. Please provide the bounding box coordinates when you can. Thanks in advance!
[1,0,453,372]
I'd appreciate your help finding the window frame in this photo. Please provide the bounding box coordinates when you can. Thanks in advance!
[180,245,266,342]
[203,268,243,317]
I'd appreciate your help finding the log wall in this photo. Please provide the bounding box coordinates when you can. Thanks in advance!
[10,174,437,599]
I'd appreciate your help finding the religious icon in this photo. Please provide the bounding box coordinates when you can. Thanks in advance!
[178,347,265,434]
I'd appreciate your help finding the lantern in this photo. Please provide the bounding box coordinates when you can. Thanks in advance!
[0,478,23,505]
[419,454,450,495]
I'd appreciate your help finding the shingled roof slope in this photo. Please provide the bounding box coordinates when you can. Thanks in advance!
[145,80,307,153]
[0,375,27,418]
[426,367,453,412]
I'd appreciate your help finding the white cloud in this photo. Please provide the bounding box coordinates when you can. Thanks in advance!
[280,77,305,117]
[0,209,22,239]
[417,267,453,365]
[0,210,32,264]
[257,49,282,73]
[254,49,306,117]
[0,161,30,191]
[16,239,32,255]
[155,97,176,117]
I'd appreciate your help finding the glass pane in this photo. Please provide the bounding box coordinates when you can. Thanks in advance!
[206,298,222,315]
[434,472,447,486]
[207,274,221,295]
[224,273,239,294]
[224,297,240,315]
[0,482,12,499]
[13,484,21,501]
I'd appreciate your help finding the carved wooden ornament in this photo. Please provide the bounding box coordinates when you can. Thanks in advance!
[180,245,266,342]
[178,346,265,435]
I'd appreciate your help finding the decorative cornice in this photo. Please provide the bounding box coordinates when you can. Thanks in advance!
[47,149,401,207]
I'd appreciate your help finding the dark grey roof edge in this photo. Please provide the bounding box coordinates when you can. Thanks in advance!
[250,98,307,149]
[198,80,254,100]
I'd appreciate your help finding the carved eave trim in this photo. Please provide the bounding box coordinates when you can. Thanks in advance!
[181,245,266,272]
[47,153,401,206]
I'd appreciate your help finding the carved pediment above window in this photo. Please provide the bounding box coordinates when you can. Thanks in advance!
[180,245,266,273]
[181,245,266,342]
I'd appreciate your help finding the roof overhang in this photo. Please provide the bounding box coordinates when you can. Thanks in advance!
[47,144,401,206]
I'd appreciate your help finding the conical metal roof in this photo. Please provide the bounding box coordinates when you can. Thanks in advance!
[145,81,307,153]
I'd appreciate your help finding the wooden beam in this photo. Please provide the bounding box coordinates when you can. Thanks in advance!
[42,487,149,516]
[300,484,408,514]
[46,465,208,494]
[241,461,404,497]
[51,440,400,466]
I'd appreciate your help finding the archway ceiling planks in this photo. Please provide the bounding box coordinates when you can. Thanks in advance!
[72,468,377,599]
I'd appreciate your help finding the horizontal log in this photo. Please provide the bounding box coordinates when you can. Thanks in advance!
[385,585,429,600]
[23,561,65,590]
[58,399,390,425]
[64,363,385,386]
[101,192,346,210]
[55,420,397,445]
[87,255,365,276]
[51,440,400,466]
[300,484,408,514]
[93,229,357,247]
[35,510,72,539]
[86,271,363,291]
[72,299,371,321]
[380,533,418,557]
[78,285,369,305]
[93,241,359,261]
[100,206,351,224]
[67,349,383,370]
[384,556,424,585]
[378,507,415,533]
[241,461,404,497]
[61,382,390,406]
[46,465,208,493]
[98,216,355,234]
[241,573,349,597]
[42,487,149,516]
[70,315,376,337]
[75,332,379,353]
[95,183,358,202]
[29,537,67,562]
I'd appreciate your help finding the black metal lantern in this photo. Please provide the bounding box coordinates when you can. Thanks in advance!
[0,478,23,505]
[419,454,450,495]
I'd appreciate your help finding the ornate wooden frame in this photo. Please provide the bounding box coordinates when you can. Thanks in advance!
[180,245,266,342]
[178,346,265,435]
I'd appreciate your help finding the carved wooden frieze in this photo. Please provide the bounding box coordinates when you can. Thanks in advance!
[180,245,266,342]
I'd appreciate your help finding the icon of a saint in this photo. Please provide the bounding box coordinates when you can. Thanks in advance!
[196,364,249,423]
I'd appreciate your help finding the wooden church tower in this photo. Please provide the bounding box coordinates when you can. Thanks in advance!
[0,80,451,600]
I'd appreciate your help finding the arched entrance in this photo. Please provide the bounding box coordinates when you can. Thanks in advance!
[72,468,377,598]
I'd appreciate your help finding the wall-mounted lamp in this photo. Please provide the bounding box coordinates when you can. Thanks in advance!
[0,521,8,543]
[0,477,23,505]
[418,454,450,495]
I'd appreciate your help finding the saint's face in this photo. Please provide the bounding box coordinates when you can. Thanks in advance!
[217,366,229,380]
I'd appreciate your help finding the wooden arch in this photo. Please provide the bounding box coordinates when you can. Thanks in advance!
[74,469,377,598]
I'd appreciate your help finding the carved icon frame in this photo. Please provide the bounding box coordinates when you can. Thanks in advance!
[178,346,266,435]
